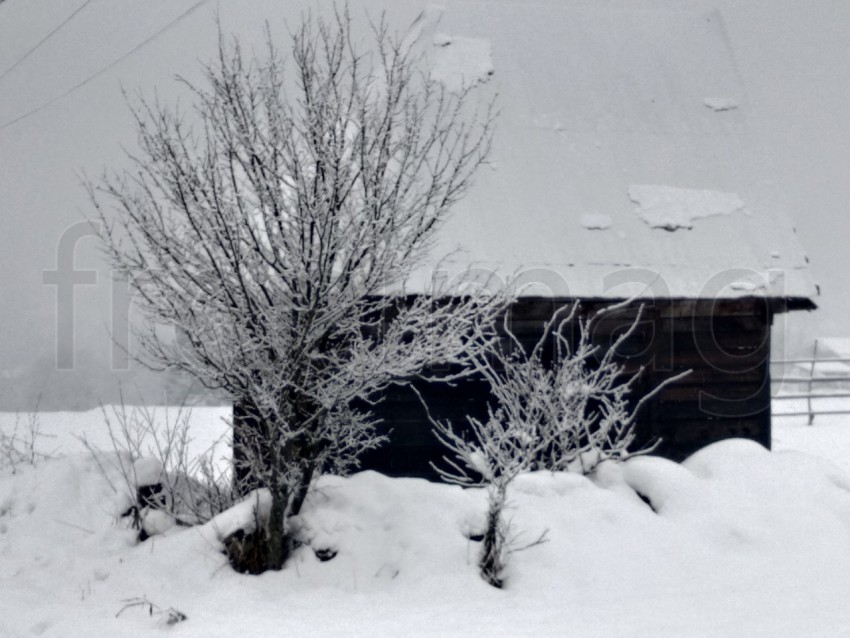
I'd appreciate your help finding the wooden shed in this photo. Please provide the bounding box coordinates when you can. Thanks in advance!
[360,5,818,478]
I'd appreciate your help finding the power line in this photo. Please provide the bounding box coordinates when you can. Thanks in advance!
[0,0,95,83]
[0,0,214,132]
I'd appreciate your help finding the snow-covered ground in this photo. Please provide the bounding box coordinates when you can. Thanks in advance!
[1,407,850,637]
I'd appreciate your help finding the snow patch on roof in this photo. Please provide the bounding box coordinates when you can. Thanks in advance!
[430,34,494,91]
[703,97,739,111]
[729,281,764,292]
[628,184,746,231]
[402,5,445,50]
[580,213,613,230]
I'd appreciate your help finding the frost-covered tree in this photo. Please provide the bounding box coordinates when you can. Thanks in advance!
[90,9,501,571]
[431,303,689,587]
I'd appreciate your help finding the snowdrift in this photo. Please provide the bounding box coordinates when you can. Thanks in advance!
[2,427,850,636]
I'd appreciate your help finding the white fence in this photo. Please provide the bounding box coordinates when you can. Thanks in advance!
[772,339,850,425]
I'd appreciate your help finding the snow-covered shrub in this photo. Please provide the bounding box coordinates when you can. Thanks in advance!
[78,399,234,539]
[432,303,689,586]
[0,407,56,473]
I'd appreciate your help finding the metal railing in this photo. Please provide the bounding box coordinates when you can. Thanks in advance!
[772,339,850,424]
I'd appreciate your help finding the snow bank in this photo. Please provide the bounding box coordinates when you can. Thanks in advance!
[207,488,271,540]
[628,184,746,231]
[0,406,231,469]
[2,431,850,635]
[132,456,162,487]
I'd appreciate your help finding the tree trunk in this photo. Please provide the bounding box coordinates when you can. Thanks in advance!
[289,461,315,516]
[230,397,316,572]
[265,486,289,570]
[480,484,506,588]
[232,398,267,496]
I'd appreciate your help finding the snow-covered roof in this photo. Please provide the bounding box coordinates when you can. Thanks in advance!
[405,5,817,305]
[0,1,818,307]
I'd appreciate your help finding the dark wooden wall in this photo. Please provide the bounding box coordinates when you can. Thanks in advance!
[359,297,773,480]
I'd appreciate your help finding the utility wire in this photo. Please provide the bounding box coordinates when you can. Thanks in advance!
[0,0,95,83]
[0,0,214,132]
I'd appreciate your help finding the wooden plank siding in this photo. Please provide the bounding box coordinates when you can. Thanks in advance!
[359,297,773,479]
